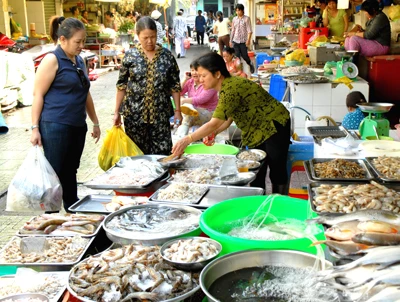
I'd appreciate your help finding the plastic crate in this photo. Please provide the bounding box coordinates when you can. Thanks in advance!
[268,74,287,101]
[255,52,274,69]
[287,137,314,177]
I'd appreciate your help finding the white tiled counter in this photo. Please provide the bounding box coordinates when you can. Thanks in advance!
[288,77,369,136]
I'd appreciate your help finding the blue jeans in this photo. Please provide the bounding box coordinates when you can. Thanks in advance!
[40,121,87,211]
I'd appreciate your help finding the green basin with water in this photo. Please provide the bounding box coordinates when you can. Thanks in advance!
[184,144,239,155]
[200,195,324,256]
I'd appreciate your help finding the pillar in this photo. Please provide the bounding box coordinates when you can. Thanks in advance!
[0,0,11,37]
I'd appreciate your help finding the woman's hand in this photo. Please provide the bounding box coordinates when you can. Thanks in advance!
[92,126,101,143]
[113,112,122,126]
[172,136,191,157]
[30,129,42,146]
[174,111,182,125]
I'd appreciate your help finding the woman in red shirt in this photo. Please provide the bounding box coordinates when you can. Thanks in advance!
[223,47,247,78]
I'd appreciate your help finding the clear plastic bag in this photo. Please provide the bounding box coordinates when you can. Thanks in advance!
[6,146,63,211]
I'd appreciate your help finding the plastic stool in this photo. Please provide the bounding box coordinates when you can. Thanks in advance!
[288,161,308,200]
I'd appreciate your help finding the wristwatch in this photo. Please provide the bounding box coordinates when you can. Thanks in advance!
[31,125,39,130]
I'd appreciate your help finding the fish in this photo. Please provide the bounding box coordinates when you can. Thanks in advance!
[307,210,400,226]
[352,232,400,246]
[364,286,400,302]
[311,240,371,256]
[356,270,400,301]
[357,220,399,234]
[325,220,360,241]
[333,246,400,272]
[37,218,68,230]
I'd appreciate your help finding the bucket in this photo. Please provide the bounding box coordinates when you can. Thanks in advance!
[200,195,324,256]
[184,143,239,155]
[0,112,9,134]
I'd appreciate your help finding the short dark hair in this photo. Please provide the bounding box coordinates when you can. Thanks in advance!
[105,11,114,17]
[223,47,235,55]
[125,11,133,18]
[361,0,380,16]
[346,91,366,108]
[135,16,157,34]
[327,0,337,3]
[177,11,183,16]
[49,16,85,45]
[198,10,202,14]
[70,6,79,14]
[194,52,231,78]
[235,4,245,11]
[81,10,88,16]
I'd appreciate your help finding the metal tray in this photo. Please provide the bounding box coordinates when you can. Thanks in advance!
[308,181,400,215]
[0,294,49,302]
[283,75,330,84]
[168,169,221,185]
[307,126,346,138]
[236,149,267,161]
[0,271,68,302]
[16,214,104,238]
[178,154,236,170]
[68,194,148,214]
[149,183,209,205]
[0,236,94,271]
[113,172,170,194]
[308,158,375,182]
[365,157,400,183]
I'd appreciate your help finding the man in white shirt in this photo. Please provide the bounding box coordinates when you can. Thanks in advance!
[173,11,188,58]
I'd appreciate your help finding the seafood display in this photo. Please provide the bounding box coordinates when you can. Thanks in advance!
[0,236,90,264]
[105,205,201,240]
[162,238,220,263]
[310,181,400,213]
[281,65,312,75]
[369,156,400,180]
[172,168,219,184]
[18,213,105,236]
[312,159,366,179]
[104,196,148,212]
[1,296,48,302]
[152,183,208,204]
[0,271,66,300]
[237,150,266,161]
[68,245,199,302]
[283,74,330,84]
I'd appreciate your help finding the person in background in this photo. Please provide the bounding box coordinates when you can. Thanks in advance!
[323,0,348,37]
[223,47,247,78]
[206,10,214,36]
[176,62,219,136]
[113,17,181,155]
[172,52,291,195]
[104,11,118,31]
[213,11,231,55]
[230,4,255,74]
[151,10,165,45]
[195,10,206,45]
[342,91,366,130]
[80,10,90,25]
[344,0,390,56]
[30,17,101,212]
[125,11,134,22]
[173,10,188,58]
[315,0,327,27]
[70,6,80,19]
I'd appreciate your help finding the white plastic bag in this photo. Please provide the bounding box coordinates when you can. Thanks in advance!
[6,146,63,211]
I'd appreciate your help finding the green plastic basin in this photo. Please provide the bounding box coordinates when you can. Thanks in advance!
[184,144,239,155]
[200,195,324,256]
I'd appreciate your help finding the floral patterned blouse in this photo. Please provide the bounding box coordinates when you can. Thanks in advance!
[116,44,181,124]
[213,76,290,147]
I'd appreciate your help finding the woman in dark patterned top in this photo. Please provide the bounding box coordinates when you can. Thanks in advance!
[114,17,182,155]
[172,52,291,195]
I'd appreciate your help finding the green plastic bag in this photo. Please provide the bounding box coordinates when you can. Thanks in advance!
[98,126,143,171]
[324,61,337,75]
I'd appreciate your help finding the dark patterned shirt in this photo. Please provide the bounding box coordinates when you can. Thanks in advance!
[213,76,290,147]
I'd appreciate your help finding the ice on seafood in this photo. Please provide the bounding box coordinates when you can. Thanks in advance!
[162,238,219,263]
[155,183,208,204]
[172,168,219,184]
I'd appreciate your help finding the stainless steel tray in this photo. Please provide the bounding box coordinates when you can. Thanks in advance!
[149,183,209,205]
[0,236,94,271]
[178,154,236,170]
[283,75,330,84]
[236,149,267,161]
[113,172,170,194]
[307,126,346,138]
[308,158,374,181]
[0,271,68,302]
[365,157,400,183]
[16,214,104,238]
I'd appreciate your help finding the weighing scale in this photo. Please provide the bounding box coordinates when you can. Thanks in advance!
[334,50,359,79]
[357,102,394,139]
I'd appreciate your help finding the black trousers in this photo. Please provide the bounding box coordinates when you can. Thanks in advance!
[197,31,204,45]
[250,118,291,191]
[233,42,251,66]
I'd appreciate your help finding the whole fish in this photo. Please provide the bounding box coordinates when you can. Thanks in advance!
[352,232,400,246]
[325,220,360,241]
[311,240,371,256]
[364,286,400,302]
[307,210,400,227]
[357,220,399,234]
[334,246,400,272]
[356,270,400,301]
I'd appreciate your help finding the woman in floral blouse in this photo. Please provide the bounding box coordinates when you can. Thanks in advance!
[172,52,291,195]
[114,17,182,154]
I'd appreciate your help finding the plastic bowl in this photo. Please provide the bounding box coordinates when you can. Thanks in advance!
[366,136,394,141]
[160,237,222,271]
[200,195,324,256]
[285,60,303,66]
[184,143,239,155]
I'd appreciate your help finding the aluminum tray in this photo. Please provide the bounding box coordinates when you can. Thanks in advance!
[0,271,68,302]
[307,158,375,182]
[308,181,400,215]
[68,194,149,214]
[0,294,49,302]
[16,215,104,238]
[84,155,168,190]
[307,126,346,138]
[283,75,330,84]
[365,157,400,183]
[113,172,170,194]
[236,149,267,161]
[178,154,236,170]
[149,183,209,205]
[0,236,94,272]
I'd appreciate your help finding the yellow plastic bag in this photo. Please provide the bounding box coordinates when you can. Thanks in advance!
[310,35,328,47]
[285,49,306,63]
[389,5,400,21]
[98,126,143,171]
